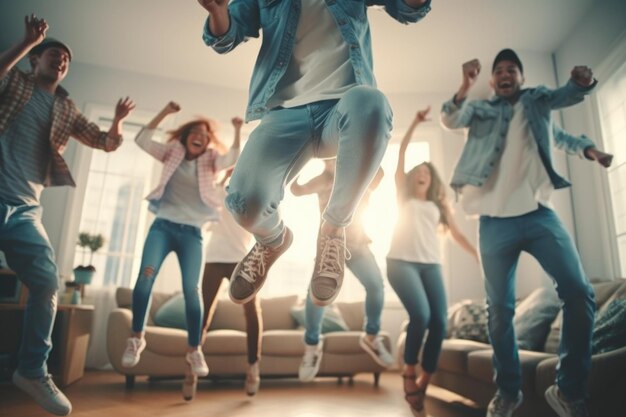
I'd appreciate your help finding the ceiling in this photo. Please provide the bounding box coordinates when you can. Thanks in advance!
[0,0,594,94]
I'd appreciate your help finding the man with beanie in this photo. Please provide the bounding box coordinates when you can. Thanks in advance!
[440,48,613,417]
[0,15,135,415]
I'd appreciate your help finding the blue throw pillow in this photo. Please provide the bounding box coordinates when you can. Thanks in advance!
[514,287,561,351]
[592,298,626,354]
[290,304,350,333]
[153,293,187,330]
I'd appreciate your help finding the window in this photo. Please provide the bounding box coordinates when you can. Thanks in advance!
[261,137,430,303]
[72,108,163,288]
[597,61,626,274]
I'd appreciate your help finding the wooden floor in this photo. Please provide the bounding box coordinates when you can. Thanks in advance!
[0,370,483,417]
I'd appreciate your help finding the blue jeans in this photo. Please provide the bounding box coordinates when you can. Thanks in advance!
[132,218,205,346]
[479,205,595,401]
[0,202,58,378]
[225,86,393,246]
[304,244,385,345]
[386,259,447,373]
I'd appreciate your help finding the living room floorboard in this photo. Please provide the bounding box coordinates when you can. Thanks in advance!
[0,370,484,417]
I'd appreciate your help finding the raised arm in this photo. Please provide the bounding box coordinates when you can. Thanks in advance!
[0,14,47,79]
[440,59,481,130]
[197,0,230,37]
[396,107,430,192]
[215,116,243,171]
[135,101,181,160]
[443,203,479,262]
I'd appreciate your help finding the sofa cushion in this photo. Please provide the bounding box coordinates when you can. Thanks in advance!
[592,298,626,354]
[447,300,489,343]
[290,303,350,333]
[514,287,561,351]
[203,329,248,355]
[262,329,305,356]
[261,295,299,330]
[335,301,365,331]
[437,339,491,374]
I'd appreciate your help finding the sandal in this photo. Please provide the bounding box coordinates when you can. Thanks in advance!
[402,374,426,417]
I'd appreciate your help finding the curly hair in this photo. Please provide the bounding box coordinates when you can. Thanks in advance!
[166,118,227,154]
[404,161,449,229]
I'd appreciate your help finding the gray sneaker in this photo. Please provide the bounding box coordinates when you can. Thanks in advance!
[13,370,72,416]
[309,231,349,306]
[545,385,589,417]
[486,391,523,417]
[229,227,293,304]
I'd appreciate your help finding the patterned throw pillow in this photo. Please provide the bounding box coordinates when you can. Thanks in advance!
[592,298,626,355]
[447,300,489,343]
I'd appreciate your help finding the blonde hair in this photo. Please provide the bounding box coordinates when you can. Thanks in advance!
[404,161,449,228]
[166,118,227,154]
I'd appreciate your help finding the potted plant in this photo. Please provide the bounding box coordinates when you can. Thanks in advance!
[73,232,105,285]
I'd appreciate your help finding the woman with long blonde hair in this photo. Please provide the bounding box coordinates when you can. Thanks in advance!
[120,101,242,380]
[387,107,478,417]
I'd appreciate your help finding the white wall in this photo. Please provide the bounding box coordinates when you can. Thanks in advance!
[553,0,626,280]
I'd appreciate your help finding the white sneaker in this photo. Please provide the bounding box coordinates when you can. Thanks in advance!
[359,334,395,368]
[545,385,589,417]
[182,366,198,401]
[486,391,523,417]
[245,362,260,396]
[186,350,209,376]
[13,370,72,416]
[299,342,323,382]
[121,337,146,368]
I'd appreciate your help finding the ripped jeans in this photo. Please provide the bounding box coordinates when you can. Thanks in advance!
[131,218,204,346]
[225,86,393,247]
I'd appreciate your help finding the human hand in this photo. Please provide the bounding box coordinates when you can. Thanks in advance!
[114,97,136,122]
[462,59,481,89]
[23,14,48,47]
[571,66,594,87]
[163,101,181,115]
[197,0,228,12]
[231,116,243,129]
[416,106,431,123]
[586,147,613,168]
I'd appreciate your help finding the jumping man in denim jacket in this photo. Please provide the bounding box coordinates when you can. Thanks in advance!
[441,49,612,417]
[197,0,431,307]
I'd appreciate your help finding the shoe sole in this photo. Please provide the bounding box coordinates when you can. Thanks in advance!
[309,275,343,307]
[229,228,293,305]
[544,386,570,417]
[358,335,393,368]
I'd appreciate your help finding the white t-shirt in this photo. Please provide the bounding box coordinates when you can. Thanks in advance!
[387,198,442,264]
[204,187,253,263]
[267,0,356,109]
[462,101,553,217]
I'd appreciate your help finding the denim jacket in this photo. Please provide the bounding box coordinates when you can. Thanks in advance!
[202,0,431,121]
[440,79,596,191]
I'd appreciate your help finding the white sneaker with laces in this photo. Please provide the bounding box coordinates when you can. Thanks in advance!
[359,334,395,368]
[245,362,260,396]
[186,350,209,376]
[13,370,72,416]
[121,337,146,368]
[486,391,523,417]
[299,342,323,382]
[545,385,589,417]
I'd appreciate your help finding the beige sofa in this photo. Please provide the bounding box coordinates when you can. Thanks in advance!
[107,288,391,389]
[397,278,626,417]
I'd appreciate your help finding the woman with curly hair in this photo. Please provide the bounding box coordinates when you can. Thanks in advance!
[387,107,478,417]
[120,101,241,378]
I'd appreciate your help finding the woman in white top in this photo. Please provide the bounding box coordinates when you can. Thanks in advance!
[387,107,478,417]
[121,101,241,380]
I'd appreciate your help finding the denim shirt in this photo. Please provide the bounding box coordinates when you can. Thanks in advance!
[202,0,431,121]
[440,79,596,191]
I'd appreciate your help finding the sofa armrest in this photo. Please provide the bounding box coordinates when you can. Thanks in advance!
[106,308,133,372]
[535,346,626,397]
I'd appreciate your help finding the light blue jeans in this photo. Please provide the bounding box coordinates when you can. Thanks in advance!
[0,202,58,379]
[386,259,447,373]
[132,218,204,346]
[479,205,595,401]
[225,86,393,247]
[304,244,385,345]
